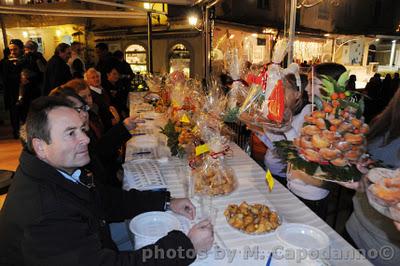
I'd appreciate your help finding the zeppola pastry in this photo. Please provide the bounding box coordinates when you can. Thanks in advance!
[224,202,280,234]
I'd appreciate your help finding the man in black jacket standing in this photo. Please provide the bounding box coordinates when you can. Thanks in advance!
[0,96,213,265]
[43,43,72,95]
[0,39,26,138]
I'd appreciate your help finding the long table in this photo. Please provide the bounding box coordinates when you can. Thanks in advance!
[124,93,372,266]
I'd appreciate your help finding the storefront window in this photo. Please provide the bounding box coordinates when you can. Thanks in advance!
[168,43,191,78]
[125,44,147,74]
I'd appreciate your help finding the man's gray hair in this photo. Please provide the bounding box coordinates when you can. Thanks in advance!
[84,67,101,81]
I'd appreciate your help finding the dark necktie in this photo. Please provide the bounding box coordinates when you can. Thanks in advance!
[79,169,95,189]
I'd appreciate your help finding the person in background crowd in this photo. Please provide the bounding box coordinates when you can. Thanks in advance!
[0,96,213,265]
[112,50,134,91]
[219,73,234,94]
[102,66,129,117]
[0,48,10,96]
[381,73,392,107]
[95,42,120,85]
[285,63,347,220]
[43,43,72,96]
[24,40,47,90]
[255,72,309,184]
[364,73,383,123]
[0,48,11,132]
[346,74,356,91]
[339,87,400,265]
[0,39,26,139]
[391,72,399,96]
[85,68,119,131]
[244,66,309,185]
[20,40,46,116]
[68,41,85,79]
[17,69,41,123]
[346,74,362,102]
[62,79,123,162]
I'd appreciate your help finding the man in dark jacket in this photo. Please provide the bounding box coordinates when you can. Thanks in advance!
[43,43,72,95]
[95,42,121,85]
[85,67,115,131]
[68,41,85,78]
[0,96,213,265]
[0,39,26,138]
[23,40,47,93]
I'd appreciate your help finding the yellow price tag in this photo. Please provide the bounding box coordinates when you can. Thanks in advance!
[265,169,274,191]
[172,100,179,108]
[191,126,200,134]
[195,144,210,156]
[180,114,190,124]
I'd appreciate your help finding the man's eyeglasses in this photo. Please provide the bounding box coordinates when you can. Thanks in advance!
[74,105,90,113]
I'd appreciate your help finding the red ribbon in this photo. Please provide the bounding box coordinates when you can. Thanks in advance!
[261,66,269,92]
[188,145,232,169]
[210,145,232,159]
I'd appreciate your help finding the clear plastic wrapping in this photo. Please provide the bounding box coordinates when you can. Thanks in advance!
[366,168,400,222]
[190,114,237,197]
[239,39,293,133]
[192,155,237,197]
[224,49,249,122]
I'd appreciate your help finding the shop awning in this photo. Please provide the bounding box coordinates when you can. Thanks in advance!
[0,5,147,19]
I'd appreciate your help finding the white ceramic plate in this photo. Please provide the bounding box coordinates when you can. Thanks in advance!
[129,211,181,250]
[276,223,329,251]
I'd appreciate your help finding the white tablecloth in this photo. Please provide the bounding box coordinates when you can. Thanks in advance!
[124,92,372,266]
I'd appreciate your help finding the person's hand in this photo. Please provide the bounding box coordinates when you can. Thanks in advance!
[394,221,400,231]
[337,181,362,190]
[170,198,196,220]
[355,158,377,175]
[109,106,120,125]
[123,116,145,131]
[337,160,375,192]
[337,174,369,192]
[187,220,214,253]
[245,123,264,135]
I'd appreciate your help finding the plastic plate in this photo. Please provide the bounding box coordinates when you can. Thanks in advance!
[276,223,329,251]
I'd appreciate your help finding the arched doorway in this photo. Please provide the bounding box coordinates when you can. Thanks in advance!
[125,44,147,74]
[168,43,191,78]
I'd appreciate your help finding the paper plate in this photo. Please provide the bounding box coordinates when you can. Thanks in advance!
[276,223,329,251]
[367,167,399,183]
[129,211,181,249]
[365,167,400,221]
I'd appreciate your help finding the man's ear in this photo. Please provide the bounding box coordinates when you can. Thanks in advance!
[32,138,47,159]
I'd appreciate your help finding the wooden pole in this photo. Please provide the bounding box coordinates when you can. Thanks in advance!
[287,0,297,65]
[147,11,153,74]
[0,15,7,51]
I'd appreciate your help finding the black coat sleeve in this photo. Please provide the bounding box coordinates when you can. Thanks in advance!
[22,212,195,266]
[72,58,84,78]
[97,184,169,222]
[95,122,131,163]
